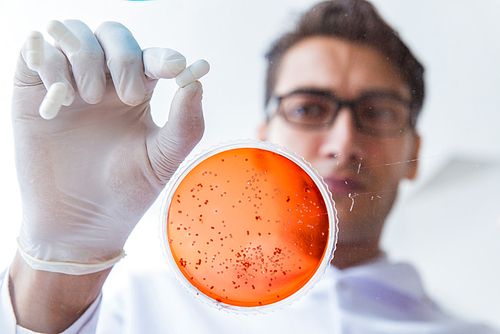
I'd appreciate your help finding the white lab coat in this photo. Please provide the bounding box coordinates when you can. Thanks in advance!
[1,255,497,334]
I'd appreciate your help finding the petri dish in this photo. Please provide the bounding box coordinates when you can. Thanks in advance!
[161,140,337,313]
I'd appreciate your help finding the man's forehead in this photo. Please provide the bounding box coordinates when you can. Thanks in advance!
[274,36,411,100]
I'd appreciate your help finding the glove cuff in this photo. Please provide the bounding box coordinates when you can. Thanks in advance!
[16,238,126,275]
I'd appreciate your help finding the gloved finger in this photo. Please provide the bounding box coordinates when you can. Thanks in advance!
[61,20,106,105]
[18,38,75,106]
[94,21,146,106]
[148,81,205,185]
[143,47,186,80]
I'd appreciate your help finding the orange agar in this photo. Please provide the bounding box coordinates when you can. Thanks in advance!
[166,147,330,307]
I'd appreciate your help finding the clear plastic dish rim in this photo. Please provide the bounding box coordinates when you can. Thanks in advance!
[160,139,338,315]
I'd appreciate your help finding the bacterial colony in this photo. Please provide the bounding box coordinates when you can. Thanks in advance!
[167,147,330,307]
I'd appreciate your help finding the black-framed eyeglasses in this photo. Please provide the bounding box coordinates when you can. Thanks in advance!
[267,89,414,136]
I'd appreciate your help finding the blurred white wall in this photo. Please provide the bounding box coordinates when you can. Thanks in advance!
[0,0,498,329]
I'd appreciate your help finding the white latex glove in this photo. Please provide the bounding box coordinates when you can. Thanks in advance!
[12,20,205,275]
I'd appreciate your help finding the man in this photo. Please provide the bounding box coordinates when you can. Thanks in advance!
[260,0,422,271]
[1,0,497,333]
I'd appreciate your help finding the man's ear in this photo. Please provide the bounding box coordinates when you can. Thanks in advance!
[406,132,421,180]
[258,123,268,141]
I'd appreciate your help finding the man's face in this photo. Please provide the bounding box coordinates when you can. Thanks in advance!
[260,36,420,248]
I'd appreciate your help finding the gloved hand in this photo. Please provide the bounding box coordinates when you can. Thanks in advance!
[12,20,205,275]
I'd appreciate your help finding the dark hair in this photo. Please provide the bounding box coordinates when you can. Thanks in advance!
[265,0,425,127]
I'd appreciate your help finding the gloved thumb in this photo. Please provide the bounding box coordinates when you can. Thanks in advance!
[147,81,205,186]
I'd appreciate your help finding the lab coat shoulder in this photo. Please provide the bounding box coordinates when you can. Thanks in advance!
[336,259,499,333]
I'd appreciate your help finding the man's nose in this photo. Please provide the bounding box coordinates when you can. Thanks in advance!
[318,107,362,165]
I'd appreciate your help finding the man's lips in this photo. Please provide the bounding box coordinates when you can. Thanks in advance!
[323,177,366,195]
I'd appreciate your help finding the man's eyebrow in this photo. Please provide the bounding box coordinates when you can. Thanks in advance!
[278,88,332,98]
[280,88,410,102]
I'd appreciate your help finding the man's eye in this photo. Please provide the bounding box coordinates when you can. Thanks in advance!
[290,103,325,118]
[358,100,407,126]
[363,107,397,121]
[279,94,334,126]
